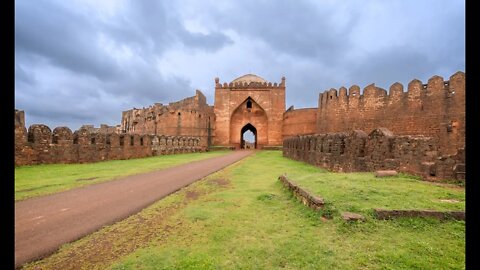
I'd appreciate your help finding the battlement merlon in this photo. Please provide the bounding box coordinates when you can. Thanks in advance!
[15,109,26,128]
[318,71,464,108]
[214,75,286,89]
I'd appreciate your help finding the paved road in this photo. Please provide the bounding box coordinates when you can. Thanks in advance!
[15,150,253,268]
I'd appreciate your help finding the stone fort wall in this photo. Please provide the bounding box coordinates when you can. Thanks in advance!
[282,107,317,138]
[316,72,465,156]
[15,71,464,172]
[15,111,204,166]
[121,90,215,147]
[283,128,465,180]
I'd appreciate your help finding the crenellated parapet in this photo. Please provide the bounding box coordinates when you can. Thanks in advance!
[52,127,73,144]
[318,72,462,108]
[15,118,205,166]
[215,75,285,90]
[317,71,465,156]
[283,128,464,181]
[15,69,464,163]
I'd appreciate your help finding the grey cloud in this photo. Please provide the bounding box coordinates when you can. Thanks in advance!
[15,64,36,86]
[203,0,358,62]
[15,0,121,80]
[345,47,436,89]
[180,31,233,52]
[15,66,195,129]
[15,0,232,130]
[104,1,232,56]
[14,0,464,130]
[344,46,465,91]
[16,86,108,130]
[107,71,194,108]
[15,0,231,82]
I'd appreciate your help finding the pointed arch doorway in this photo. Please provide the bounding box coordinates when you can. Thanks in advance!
[241,123,257,149]
[230,97,268,149]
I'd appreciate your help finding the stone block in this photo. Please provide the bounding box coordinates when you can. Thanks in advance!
[341,212,365,222]
[374,170,398,177]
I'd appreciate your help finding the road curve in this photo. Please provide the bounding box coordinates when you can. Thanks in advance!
[15,150,253,268]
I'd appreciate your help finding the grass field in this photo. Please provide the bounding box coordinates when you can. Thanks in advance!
[22,151,465,270]
[14,151,231,201]
[286,169,465,213]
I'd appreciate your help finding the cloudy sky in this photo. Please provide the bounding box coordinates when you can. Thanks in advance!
[15,0,465,130]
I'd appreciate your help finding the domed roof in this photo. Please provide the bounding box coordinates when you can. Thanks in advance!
[231,74,266,84]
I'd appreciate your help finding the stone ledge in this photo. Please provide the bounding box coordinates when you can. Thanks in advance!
[374,170,398,177]
[341,212,365,222]
[374,209,465,221]
[278,175,324,210]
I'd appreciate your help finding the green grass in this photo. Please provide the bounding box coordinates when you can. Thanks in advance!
[23,151,465,270]
[15,151,231,201]
[286,169,465,213]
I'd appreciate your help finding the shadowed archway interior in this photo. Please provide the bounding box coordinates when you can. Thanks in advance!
[241,123,257,149]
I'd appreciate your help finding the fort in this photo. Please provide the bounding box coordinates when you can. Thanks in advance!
[15,71,465,180]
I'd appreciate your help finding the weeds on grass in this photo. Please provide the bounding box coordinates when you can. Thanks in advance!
[319,202,339,219]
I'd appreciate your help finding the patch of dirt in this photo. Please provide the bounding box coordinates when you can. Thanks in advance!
[136,216,147,224]
[185,191,200,200]
[439,199,461,203]
[208,178,230,186]
[76,177,98,181]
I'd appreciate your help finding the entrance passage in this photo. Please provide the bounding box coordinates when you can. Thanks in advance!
[241,123,257,149]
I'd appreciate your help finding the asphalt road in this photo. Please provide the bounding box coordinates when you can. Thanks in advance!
[15,150,253,268]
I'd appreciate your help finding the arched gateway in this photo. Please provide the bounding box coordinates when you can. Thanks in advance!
[214,74,286,149]
[230,97,267,149]
[241,123,256,149]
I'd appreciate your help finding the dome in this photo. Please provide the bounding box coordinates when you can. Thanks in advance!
[231,74,267,84]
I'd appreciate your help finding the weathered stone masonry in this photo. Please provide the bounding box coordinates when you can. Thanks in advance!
[121,90,215,147]
[282,107,317,138]
[283,128,465,180]
[15,111,204,166]
[317,72,465,156]
[282,71,465,181]
[15,71,464,173]
[213,74,286,148]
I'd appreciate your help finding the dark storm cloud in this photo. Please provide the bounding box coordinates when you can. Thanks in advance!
[345,47,438,90]
[15,0,464,130]
[206,0,358,62]
[106,1,231,54]
[340,1,465,92]
[15,0,232,129]
[15,0,120,80]
[167,0,463,109]
[15,0,232,80]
